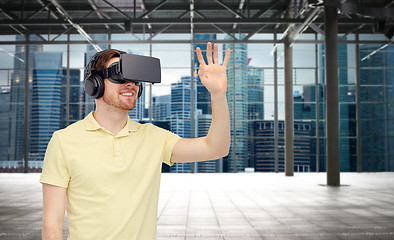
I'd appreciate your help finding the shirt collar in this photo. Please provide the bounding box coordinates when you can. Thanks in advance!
[84,111,140,134]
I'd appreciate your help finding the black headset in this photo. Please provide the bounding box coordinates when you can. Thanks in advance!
[84,49,143,99]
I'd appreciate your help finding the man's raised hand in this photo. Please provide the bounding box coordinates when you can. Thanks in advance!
[196,42,231,96]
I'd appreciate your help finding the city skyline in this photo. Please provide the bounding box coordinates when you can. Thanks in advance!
[0,34,392,173]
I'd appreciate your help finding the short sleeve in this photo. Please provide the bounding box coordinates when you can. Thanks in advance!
[151,125,181,166]
[39,132,70,188]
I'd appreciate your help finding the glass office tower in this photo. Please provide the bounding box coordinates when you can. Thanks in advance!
[196,109,223,173]
[30,52,62,161]
[320,40,356,171]
[253,120,313,172]
[247,68,264,169]
[360,44,394,171]
[224,37,249,172]
[170,75,197,173]
[0,87,10,161]
[8,36,43,163]
[60,68,82,129]
[194,34,217,115]
[152,94,171,121]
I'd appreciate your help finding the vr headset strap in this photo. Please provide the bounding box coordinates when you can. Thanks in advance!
[96,63,121,79]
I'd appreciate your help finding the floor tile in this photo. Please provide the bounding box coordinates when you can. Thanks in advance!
[1,172,394,240]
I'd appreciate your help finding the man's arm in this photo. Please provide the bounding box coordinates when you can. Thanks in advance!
[171,42,231,163]
[42,183,66,240]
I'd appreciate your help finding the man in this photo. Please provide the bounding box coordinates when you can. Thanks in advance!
[40,42,231,239]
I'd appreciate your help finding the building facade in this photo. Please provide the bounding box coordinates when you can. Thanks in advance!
[360,44,394,171]
[253,120,313,172]
[8,35,43,163]
[224,38,249,172]
[196,109,223,173]
[170,75,197,173]
[30,52,63,161]
[60,68,82,129]
[0,87,10,162]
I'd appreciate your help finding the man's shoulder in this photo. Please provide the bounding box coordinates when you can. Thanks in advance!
[54,118,86,138]
[136,122,162,132]
[136,122,177,137]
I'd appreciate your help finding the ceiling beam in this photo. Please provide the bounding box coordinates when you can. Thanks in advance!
[339,24,365,41]
[146,10,190,40]
[0,2,283,12]
[139,0,168,19]
[0,6,47,40]
[103,0,130,19]
[251,0,281,19]
[214,0,246,19]
[308,22,325,36]
[0,38,390,46]
[289,7,322,42]
[232,0,245,29]
[26,2,52,20]
[194,9,236,40]
[244,11,282,40]
[48,0,102,51]
[0,17,374,25]
[87,0,111,30]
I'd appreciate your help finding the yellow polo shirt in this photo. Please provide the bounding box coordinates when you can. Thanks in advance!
[40,112,181,240]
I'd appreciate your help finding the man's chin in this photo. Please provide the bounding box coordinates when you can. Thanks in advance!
[121,103,136,111]
[102,96,136,111]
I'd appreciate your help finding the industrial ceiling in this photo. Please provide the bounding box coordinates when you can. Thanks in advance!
[0,0,393,42]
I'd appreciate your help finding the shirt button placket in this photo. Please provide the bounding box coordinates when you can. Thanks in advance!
[114,137,123,166]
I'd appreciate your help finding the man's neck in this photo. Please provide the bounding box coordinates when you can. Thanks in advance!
[93,107,128,136]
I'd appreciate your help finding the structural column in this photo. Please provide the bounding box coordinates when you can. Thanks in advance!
[274,32,279,173]
[284,37,294,177]
[324,2,340,186]
[315,33,320,172]
[24,35,30,173]
[66,34,70,126]
[355,33,362,172]
[190,28,195,173]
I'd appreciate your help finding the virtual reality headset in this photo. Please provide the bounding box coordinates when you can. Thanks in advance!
[96,53,161,84]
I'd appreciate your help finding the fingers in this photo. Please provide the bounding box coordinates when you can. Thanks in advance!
[196,47,206,66]
[197,42,231,67]
[213,43,218,64]
[206,42,213,64]
[198,65,208,81]
[222,48,231,67]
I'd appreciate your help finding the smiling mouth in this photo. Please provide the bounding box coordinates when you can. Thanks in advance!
[120,92,134,97]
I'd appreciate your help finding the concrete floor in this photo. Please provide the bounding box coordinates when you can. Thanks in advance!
[0,173,393,240]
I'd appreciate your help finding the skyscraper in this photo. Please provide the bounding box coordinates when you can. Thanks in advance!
[61,68,82,129]
[247,68,264,121]
[194,34,216,115]
[247,68,264,168]
[170,75,197,173]
[253,120,313,172]
[0,87,10,162]
[224,36,249,172]
[9,35,43,162]
[320,40,355,171]
[196,109,223,173]
[337,41,354,172]
[193,34,222,172]
[152,94,171,121]
[30,52,63,161]
[360,44,394,171]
